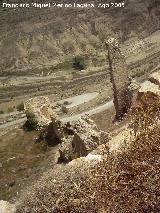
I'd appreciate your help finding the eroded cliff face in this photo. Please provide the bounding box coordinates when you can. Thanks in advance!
[0,0,159,74]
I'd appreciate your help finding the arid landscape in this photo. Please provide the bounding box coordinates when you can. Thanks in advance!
[0,0,160,212]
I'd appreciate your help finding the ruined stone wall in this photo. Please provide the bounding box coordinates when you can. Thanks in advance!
[106,38,132,120]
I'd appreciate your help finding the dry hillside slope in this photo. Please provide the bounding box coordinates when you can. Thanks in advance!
[15,126,160,212]
[0,0,159,74]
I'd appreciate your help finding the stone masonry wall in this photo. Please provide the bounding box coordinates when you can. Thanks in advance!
[106,38,132,120]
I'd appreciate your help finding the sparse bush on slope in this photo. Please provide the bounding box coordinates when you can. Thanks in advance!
[16,102,24,112]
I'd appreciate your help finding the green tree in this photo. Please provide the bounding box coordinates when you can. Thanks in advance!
[72,55,86,70]
[0,110,4,114]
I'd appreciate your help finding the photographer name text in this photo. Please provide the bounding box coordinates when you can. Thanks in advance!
[2,2,125,9]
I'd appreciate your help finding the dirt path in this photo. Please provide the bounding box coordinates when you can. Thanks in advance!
[61,100,113,122]
[53,92,98,111]
[0,92,99,129]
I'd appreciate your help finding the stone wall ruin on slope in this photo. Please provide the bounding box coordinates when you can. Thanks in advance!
[106,38,132,120]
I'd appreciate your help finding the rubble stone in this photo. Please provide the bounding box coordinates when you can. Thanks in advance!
[128,78,141,103]
[106,38,132,120]
[0,200,16,213]
[149,70,160,87]
[69,153,103,167]
[24,96,55,127]
[58,138,73,163]
[128,78,141,92]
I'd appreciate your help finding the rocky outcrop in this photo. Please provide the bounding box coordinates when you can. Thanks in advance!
[0,201,16,213]
[70,116,109,159]
[106,38,132,120]
[58,116,110,162]
[58,138,73,163]
[39,114,110,163]
[24,96,55,127]
[39,116,66,146]
[137,81,160,106]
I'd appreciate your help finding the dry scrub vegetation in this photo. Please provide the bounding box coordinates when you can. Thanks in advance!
[16,104,160,213]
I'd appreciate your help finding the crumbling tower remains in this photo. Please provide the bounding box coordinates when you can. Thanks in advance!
[106,38,132,120]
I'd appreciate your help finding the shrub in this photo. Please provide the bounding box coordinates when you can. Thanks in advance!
[63,101,71,106]
[0,110,4,114]
[23,111,38,131]
[72,55,86,70]
[16,102,24,112]
[61,105,68,114]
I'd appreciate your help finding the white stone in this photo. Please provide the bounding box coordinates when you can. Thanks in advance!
[0,201,16,213]
[86,154,102,161]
